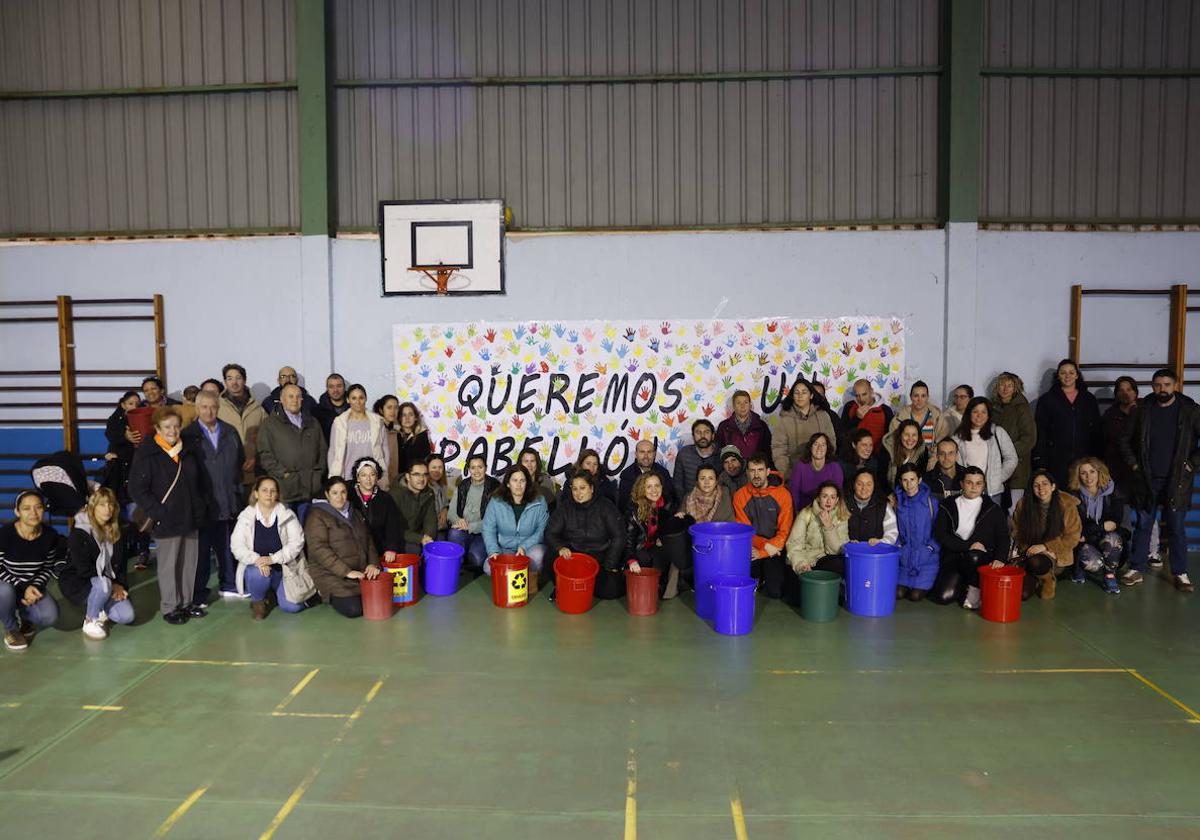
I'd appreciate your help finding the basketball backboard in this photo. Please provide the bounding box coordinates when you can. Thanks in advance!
[379,199,505,296]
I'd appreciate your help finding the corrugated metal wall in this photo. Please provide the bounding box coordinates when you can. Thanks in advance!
[332,0,942,230]
[981,0,1200,222]
[0,0,298,234]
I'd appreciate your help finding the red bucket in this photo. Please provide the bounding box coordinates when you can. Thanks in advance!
[489,555,531,608]
[978,564,1025,623]
[381,554,420,607]
[360,572,395,620]
[125,406,155,444]
[553,553,599,615]
[624,567,660,616]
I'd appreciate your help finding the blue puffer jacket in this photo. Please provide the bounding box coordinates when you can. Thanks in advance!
[482,495,550,556]
[894,482,940,589]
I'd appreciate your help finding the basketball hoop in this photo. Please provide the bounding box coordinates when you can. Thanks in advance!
[408,265,465,296]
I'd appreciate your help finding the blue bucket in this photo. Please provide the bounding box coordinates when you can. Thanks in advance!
[690,522,753,620]
[844,542,900,617]
[424,541,464,596]
[711,575,757,636]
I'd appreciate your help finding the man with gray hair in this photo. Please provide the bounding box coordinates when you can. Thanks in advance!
[257,383,327,523]
[182,389,245,601]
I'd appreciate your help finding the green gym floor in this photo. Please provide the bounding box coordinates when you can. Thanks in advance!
[1,567,1197,840]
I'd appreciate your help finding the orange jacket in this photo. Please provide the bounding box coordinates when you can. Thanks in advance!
[733,471,794,552]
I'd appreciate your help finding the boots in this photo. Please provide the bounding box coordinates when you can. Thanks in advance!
[1038,572,1057,600]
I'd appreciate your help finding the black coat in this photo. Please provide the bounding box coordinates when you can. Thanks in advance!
[261,386,319,419]
[847,498,887,542]
[1074,490,1126,547]
[617,462,677,514]
[1119,393,1200,512]
[559,472,619,506]
[181,420,245,522]
[625,497,678,552]
[923,464,967,500]
[397,430,434,476]
[315,394,350,441]
[933,494,1010,563]
[452,474,501,521]
[61,526,129,607]
[1034,386,1102,486]
[545,494,626,571]
[127,439,207,538]
[350,489,405,554]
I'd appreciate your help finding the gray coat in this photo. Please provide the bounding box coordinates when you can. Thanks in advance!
[182,419,245,522]
[257,411,328,503]
[955,425,1018,497]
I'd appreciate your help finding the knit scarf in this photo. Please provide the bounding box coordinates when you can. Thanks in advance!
[685,484,723,522]
[1079,480,1115,523]
[154,434,183,462]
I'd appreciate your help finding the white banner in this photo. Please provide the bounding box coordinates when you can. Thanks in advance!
[393,317,906,476]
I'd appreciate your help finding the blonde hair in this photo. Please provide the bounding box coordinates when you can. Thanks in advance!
[1068,456,1112,492]
[990,371,1026,401]
[85,487,123,545]
[630,472,666,523]
[809,482,850,522]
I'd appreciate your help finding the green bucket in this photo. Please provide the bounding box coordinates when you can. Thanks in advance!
[799,570,840,622]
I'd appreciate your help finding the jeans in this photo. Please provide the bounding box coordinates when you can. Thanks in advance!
[483,544,546,576]
[243,565,305,613]
[1131,478,1189,575]
[448,529,487,570]
[0,582,59,632]
[85,577,135,624]
[197,520,236,601]
[1075,533,1123,575]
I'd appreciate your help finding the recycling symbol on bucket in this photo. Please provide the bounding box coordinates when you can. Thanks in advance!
[395,569,409,596]
[511,570,527,591]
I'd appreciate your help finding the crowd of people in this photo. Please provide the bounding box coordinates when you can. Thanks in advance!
[1,360,1196,651]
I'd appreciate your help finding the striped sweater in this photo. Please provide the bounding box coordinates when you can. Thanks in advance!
[0,523,67,590]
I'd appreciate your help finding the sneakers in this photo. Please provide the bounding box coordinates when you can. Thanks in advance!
[962,585,981,610]
[1102,575,1121,595]
[220,589,249,600]
[4,630,28,651]
[1071,563,1086,584]
[1120,569,1144,587]
[81,618,108,640]
[1174,574,1195,593]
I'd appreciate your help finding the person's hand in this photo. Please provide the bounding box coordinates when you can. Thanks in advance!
[887,493,897,507]
[438,510,448,528]
[256,558,273,577]
[111,583,128,602]
[1028,544,1047,556]
[793,562,812,574]
[242,455,256,473]
[104,452,117,461]
[675,511,686,518]
[764,543,781,556]
[628,560,642,574]
[969,542,986,551]
[454,519,468,531]
[868,538,881,546]
[990,559,1005,569]
[124,428,142,444]
[818,510,834,528]
[421,535,433,545]
[559,548,573,559]
[1043,550,1056,561]
[516,547,526,556]
[22,585,43,606]
[1103,520,1118,532]
[751,547,764,560]
[364,564,381,580]
[382,551,397,564]
[346,570,365,580]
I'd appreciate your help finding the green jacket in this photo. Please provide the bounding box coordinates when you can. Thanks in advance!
[390,480,437,545]
[992,394,1036,490]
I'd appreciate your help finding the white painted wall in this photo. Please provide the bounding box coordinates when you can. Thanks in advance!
[1,228,1196,420]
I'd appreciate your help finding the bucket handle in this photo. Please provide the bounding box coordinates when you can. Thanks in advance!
[693,540,714,554]
[998,578,1012,590]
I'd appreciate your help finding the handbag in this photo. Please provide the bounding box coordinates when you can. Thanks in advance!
[281,556,317,604]
[130,458,183,534]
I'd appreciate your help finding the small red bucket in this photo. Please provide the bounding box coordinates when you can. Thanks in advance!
[381,554,420,607]
[553,553,599,615]
[360,572,395,620]
[125,406,155,444]
[489,555,531,608]
[624,567,660,616]
[979,564,1025,623]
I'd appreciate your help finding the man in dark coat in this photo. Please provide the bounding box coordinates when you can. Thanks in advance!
[261,365,319,418]
[315,373,350,441]
[617,439,676,514]
[182,390,245,603]
[257,385,328,524]
[1119,369,1200,592]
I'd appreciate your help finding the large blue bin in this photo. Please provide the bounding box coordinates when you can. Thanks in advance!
[844,542,900,617]
[690,522,753,620]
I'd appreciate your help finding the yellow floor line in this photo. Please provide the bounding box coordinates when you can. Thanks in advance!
[273,668,320,713]
[624,748,637,840]
[259,677,385,840]
[730,791,750,840]
[151,784,209,837]
[269,711,352,719]
[1126,669,1200,722]
[146,658,298,667]
[80,705,123,712]
[768,667,1128,677]
[0,702,20,709]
